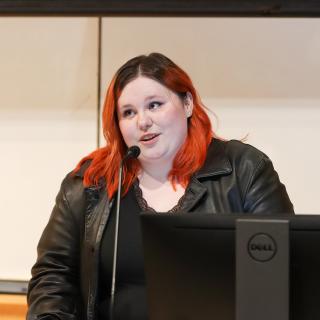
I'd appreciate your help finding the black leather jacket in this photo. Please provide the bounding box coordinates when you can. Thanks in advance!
[27,139,294,320]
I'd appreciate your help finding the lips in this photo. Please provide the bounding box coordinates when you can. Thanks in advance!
[140,133,160,142]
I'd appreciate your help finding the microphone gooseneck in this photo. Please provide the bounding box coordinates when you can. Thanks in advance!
[110,145,140,319]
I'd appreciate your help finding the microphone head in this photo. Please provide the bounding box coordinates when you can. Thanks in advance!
[125,145,141,159]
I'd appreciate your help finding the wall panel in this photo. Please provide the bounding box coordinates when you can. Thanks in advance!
[0,18,98,280]
[101,17,320,214]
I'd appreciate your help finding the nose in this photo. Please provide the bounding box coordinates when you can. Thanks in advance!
[137,111,152,131]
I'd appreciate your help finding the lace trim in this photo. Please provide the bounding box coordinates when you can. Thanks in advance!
[133,180,186,213]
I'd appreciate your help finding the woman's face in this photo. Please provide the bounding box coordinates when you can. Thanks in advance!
[117,76,193,165]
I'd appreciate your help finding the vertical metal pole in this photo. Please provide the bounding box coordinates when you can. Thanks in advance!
[109,162,123,319]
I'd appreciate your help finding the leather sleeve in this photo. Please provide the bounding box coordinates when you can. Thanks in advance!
[27,177,84,320]
[243,155,294,214]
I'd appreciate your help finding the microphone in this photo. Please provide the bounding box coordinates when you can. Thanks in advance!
[123,145,141,161]
[110,145,140,319]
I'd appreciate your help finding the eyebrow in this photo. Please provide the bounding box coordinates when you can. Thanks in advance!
[145,95,161,101]
[119,95,163,110]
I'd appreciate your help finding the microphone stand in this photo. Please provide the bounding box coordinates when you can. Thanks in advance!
[109,159,123,320]
[109,146,140,320]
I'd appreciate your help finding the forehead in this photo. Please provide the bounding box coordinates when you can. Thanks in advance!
[118,76,172,106]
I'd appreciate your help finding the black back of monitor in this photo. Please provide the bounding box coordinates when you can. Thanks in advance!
[140,213,320,320]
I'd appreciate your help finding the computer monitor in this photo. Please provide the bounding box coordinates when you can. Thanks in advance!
[140,213,320,320]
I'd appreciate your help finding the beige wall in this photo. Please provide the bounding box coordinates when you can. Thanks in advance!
[101,17,320,215]
[0,18,98,279]
[1,17,320,280]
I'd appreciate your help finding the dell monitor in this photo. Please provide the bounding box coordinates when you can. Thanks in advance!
[140,213,320,320]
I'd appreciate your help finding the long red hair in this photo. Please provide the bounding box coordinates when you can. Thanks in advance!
[74,53,213,199]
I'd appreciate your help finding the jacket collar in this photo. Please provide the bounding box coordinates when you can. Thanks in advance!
[74,160,91,178]
[195,138,232,179]
[73,160,106,218]
[178,139,232,211]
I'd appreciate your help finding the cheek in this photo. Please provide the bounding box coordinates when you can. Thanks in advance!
[164,109,188,133]
[118,120,134,145]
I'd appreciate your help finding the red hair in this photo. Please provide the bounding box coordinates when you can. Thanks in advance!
[74,53,213,199]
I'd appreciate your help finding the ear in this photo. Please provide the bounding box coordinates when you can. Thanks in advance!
[183,92,194,118]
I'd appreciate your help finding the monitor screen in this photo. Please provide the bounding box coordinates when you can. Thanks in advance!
[140,213,320,320]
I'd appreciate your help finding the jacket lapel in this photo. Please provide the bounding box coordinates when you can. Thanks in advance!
[180,177,208,211]
[182,139,233,211]
[195,139,232,179]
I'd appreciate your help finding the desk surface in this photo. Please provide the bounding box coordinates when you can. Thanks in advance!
[0,294,27,320]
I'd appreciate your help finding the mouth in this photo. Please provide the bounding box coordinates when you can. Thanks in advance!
[140,133,161,142]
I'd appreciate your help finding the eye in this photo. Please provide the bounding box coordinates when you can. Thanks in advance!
[121,108,136,119]
[148,101,162,110]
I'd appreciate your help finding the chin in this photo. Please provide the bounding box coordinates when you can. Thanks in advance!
[140,151,167,161]
[141,155,163,161]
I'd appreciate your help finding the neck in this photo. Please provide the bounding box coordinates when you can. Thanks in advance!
[138,160,172,188]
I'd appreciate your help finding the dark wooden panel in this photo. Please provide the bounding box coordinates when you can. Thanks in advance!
[0,0,320,17]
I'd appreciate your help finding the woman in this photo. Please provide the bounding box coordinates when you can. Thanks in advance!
[27,53,294,320]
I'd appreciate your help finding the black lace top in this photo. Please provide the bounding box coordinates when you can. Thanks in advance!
[133,179,186,213]
[98,180,187,320]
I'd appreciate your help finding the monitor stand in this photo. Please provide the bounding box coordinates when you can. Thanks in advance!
[236,218,289,320]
